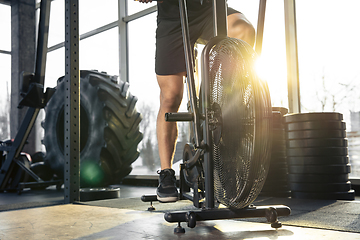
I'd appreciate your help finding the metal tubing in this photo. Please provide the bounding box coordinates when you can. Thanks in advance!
[178,0,201,147]
[164,205,291,223]
[165,112,194,122]
[201,37,223,209]
[119,0,129,83]
[284,0,301,113]
[141,195,158,202]
[14,158,43,182]
[0,50,11,55]
[34,0,51,86]
[198,0,227,208]
[255,0,267,55]
[212,0,227,38]
[64,0,80,203]
[123,5,157,23]
[0,108,40,189]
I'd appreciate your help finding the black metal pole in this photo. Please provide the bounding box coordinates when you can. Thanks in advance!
[201,37,223,209]
[178,0,201,147]
[64,0,80,203]
[34,0,51,85]
[255,0,267,55]
[165,205,291,223]
[0,108,40,189]
[212,0,227,38]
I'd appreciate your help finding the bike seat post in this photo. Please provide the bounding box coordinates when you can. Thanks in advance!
[178,0,202,147]
[212,0,228,38]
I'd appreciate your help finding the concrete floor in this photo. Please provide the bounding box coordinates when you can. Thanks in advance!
[1,185,360,239]
[1,204,360,240]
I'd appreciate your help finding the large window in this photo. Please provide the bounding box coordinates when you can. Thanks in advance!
[45,0,119,89]
[228,1,288,108]
[296,0,360,177]
[0,4,11,141]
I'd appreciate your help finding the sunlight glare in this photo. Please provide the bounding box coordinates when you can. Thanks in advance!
[255,55,287,86]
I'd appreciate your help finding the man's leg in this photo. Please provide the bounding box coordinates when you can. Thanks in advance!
[227,13,256,47]
[157,72,185,170]
[156,72,185,202]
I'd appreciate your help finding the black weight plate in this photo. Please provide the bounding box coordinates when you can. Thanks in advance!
[271,149,287,156]
[272,114,284,124]
[271,152,287,159]
[260,191,291,198]
[286,121,346,131]
[261,184,290,192]
[291,190,355,200]
[288,164,351,174]
[263,179,289,187]
[266,171,288,181]
[269,162,288,170]
[272,148,287,156]
[273,135,286,143]
[272,124,285,131]
[263,181,289,187]
[284,112,343,123]
[272,107,288,115]
[268,171,288,180]
[287,138,348,148]
[273,128,285,133]
[289,181,351,192]
[267,173,288,182]
[270,157,288,165]
[272,144,287,152]
[286,130,346,139]
[272,110,283,117]
[287,156,349,166]
[288,173,349,183]
[287,147,348,157]
[273,129,286,137]
[271,157,287,163]
[267,167,288,175]
[272,139,287,146]
[273,124,285,130]
[80,187,120,202]
[266,177,289,183]
[272,142,286,149]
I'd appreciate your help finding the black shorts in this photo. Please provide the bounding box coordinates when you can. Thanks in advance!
[155,7,240,75]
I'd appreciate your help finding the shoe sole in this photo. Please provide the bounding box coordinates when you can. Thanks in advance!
[157,195,178,203]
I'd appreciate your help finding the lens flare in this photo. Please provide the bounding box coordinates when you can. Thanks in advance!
[80,161,105,187]
[255,55,287,84]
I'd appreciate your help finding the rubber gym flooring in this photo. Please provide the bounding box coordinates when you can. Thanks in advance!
[1,184,360,239]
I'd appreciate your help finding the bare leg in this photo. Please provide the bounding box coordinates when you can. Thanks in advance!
[157,72,186,170]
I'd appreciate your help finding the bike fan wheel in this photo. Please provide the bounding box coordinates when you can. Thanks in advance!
[207,38,272,209]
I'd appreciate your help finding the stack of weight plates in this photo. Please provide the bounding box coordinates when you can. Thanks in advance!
[261,107,290,197]
[284,112,355,200]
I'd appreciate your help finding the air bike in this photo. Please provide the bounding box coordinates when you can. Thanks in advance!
[141,0,291,233]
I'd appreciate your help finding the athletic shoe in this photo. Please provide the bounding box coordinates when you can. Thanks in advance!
[156,168,178,203]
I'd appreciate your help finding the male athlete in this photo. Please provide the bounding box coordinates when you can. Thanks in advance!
[137,0,255,202]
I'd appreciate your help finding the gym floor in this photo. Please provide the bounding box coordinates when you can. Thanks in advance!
[1,184,360,239]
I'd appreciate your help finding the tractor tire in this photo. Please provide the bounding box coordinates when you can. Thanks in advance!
[42,70,143,187]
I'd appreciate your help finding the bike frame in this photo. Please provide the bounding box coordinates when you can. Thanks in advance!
[142,0,290,231]
[178,0,229,209]
[166,0,267,209]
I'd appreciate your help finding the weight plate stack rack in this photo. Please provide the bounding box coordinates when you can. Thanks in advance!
[284,112,355,200]
[261,107,291,197]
